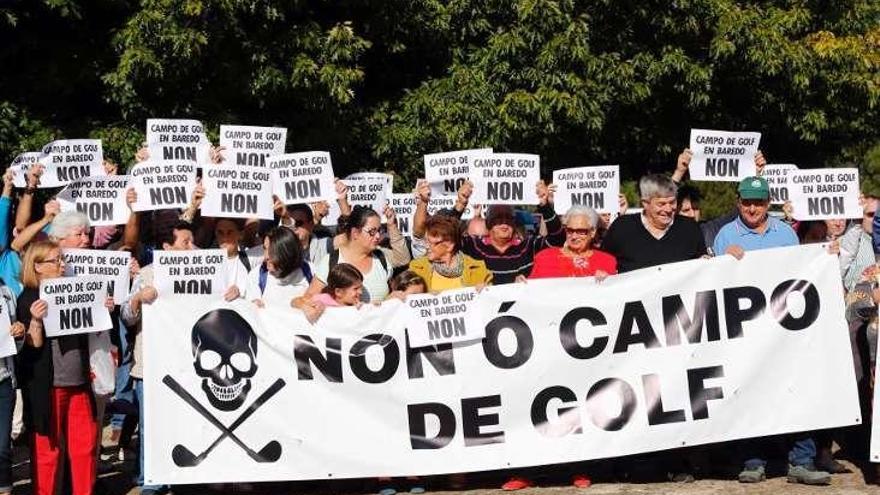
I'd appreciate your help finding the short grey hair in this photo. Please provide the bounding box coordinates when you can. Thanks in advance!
[564,205,599,229]
[49,211,90,240]
[639,174,677,201]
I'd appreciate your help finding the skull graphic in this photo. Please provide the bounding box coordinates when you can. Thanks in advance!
[191,309,258,411]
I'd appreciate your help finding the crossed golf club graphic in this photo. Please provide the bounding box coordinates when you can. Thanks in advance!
[162,375,286,467]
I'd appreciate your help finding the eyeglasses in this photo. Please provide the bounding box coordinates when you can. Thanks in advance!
[362,227,382,238]
[565,227,594,237]
[426,238,448,248]
[38,258,63,265]
[282,218,305,229]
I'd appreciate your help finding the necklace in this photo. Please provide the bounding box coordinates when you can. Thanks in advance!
[563,247,592,273]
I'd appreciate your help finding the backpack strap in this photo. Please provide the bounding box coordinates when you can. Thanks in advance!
[237,249,252,272]
[329,249,340,272]
[301,262,313,284]
[372,249,388,273]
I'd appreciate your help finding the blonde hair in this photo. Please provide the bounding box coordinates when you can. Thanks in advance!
[21,240,61,289]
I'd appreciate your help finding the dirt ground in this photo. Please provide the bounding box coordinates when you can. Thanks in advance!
[12,427,880,495]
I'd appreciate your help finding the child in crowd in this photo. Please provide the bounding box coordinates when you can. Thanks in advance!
[388,270,427,300]
[311,263,364,307]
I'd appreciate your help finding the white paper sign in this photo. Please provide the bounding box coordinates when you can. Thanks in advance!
[688,129,761,182]
[762,164,799,205]
[147,119,211,164]
[40,276,112,337]
[57,176,131,226]
[426,195,478,220]
[424,149,491,196]
[37,139,105,187]
[202,165,274,220]
[346,172,392,213]
[9,152,44,188]
[470,152,540,205]
[390,194,417,237]
[553,166,620,215]
[219,125,287,167]
[0,299,16,358]
[269,152,336,204]
[790,168,861,221]
[153,249,227,298]
[128,161,198,212]
[405,287,485,348]
[62,249,131,303]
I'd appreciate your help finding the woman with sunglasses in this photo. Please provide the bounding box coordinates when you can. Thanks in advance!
[530,205,617,280]
[17,239,114,495]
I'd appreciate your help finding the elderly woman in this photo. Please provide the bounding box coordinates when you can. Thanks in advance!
[530,205,617,279]
[408,214,491,292]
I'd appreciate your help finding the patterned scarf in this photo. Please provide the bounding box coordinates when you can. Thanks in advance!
[432,252,464,278]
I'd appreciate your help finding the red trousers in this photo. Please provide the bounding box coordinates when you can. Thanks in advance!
[32,386,97,495]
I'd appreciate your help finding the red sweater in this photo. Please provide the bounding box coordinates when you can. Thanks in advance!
[529,248,617,279]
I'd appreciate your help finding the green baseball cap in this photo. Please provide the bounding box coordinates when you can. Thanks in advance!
[738,176,770,200]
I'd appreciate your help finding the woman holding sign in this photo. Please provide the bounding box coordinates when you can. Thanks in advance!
[17,240,113,495]
[408,215,492,291]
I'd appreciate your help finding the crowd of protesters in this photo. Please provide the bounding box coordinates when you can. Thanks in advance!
[0,139,878,495]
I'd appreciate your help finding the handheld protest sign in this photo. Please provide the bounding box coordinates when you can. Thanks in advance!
[424,149,491,196]
[790,168,861,221]
[688,129,761,181]
[129,160,197,212]
[202,165,274,220]
[147,119,211,165]
[62,248,131,303]
[553,166,620,215]
[763,164,798,205]
[469,152,540,205]
[57,176,131,226]
[219,125,287,167]
[269,152,336,205]
[40,275,112,337]
[0,299,16,358]
[9,152,43,188]
[404,287,486,348]
[153,249,227,298]
[425,195,478,220]
[38,139,105,187]
[390,193,417,237]
[345,172,392,212]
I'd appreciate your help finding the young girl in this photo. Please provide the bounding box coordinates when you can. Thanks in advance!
[311,263,364,307]
[387,270,427,300]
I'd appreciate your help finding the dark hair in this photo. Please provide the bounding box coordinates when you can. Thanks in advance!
[215,218,246,231]
[286,204,314,223]
[159,222,195,247]
[425,214,461,247]
[265,227,304,278]
[341,206,380,237]
[676,185,701,211]
[390,270,426,293]
[322,263,363,294]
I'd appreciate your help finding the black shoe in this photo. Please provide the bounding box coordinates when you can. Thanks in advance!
[816,451,850,474]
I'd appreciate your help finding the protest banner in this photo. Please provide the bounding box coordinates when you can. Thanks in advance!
[553,166,620,215]
[763,164,798,205]
[0,297,16,359]
[790,168,861,221]
[470,152,540,205]
[147,119,211,164]
[143,244,858,484]
[424,149,492,196]
[268,152,335,205]
[57,176,130,226]
[202,165,274,220]
[35,139,105,187]
[9,151,43,188]
[40,275,112,337]
[62,248,131,302]
[390,193,417,236]
[405,287,485,348]
[219,125,287,167]
[153,249,227,298]
[128,160,198,212]
[688,129,761,181]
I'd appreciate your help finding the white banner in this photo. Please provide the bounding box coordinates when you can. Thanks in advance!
[9,152,43,188]
[202,165,274,220]
[790,168,861,221]
[470,152,540,205]
[763,164,798,205]
[57,176,131,227]
[40,276,112,337]
[268,152,335,205]
[424,149,491,196]
[62,249,131,303]
[553,166,619,215]
[405,287,485,348]
[153,250,227,299]
[37,139,105,187]
[129,161,198,212]
[147,119,211,164]
[219,125,287,167]
[144,245,859,485]
[0,297,16,358]
[688,129,760,182]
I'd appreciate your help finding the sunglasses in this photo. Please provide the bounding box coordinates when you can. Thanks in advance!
[565,227,594,236]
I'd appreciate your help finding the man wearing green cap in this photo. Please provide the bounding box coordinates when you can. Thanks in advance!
[712,176,799,257]
[714,176,830,485]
